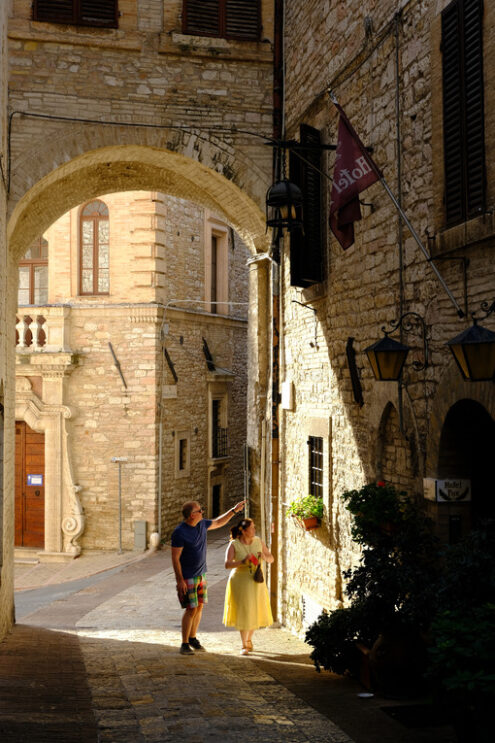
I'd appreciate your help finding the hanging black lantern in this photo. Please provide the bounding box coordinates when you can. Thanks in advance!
[447,321,495,381]
[364,334,411,381]
[266,179,303,232]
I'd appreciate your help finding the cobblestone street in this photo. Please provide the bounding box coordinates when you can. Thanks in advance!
[1,531,455,743]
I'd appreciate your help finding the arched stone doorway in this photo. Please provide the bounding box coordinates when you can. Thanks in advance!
[438,399,495,533]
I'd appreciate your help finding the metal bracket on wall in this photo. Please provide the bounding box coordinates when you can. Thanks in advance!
[163,347,178,383]
[108,342,128,389]
[346,337,364,407]
[292,300,319,349]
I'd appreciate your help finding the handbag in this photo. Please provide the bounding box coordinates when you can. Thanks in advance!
[253,561,264,583]
[241,542,265,583]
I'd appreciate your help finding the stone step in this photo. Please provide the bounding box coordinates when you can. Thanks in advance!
[14,548,40,565]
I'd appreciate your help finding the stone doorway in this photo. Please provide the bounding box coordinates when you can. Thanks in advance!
[437,399,495,538]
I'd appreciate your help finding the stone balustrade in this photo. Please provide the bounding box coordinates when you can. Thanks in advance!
[16,306,72,353]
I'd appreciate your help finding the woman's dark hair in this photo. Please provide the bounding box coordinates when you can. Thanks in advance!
[230,518,253,540]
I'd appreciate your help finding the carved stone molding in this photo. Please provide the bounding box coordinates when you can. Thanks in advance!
[15,380,85,556]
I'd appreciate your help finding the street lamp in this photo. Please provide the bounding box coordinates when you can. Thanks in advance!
[365,312,428,382]
[265,178,303,233]
[447,300,495,381]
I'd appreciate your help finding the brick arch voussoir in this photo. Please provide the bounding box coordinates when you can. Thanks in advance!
[8,125,271,260]
[426,362,495,477]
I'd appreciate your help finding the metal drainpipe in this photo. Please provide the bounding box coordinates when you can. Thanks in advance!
[269,0,285,620]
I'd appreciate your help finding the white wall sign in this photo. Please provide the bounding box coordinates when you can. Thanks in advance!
[423,478,471,502]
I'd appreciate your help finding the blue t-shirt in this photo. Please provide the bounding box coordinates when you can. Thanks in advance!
[171,519,212,579]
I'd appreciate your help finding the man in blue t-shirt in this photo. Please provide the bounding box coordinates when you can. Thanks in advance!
[171,499,245,655]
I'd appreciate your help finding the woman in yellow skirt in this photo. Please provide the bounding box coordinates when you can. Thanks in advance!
[223,518,274,654]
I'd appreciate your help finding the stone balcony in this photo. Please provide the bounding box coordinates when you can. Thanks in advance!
[16,305,72,354]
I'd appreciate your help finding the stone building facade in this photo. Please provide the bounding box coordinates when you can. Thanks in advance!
[0,0,12,641]
[14,191,249,556]
[278,0,495,631]
[0,0,276,639]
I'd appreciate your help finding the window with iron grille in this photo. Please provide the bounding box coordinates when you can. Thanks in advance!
[18,237,48,306]
[179,439,188,471]
[182,0,261,41]
[212,398,228,458]
[289,124,324,287]
[308,436,323,499]
[33,1,118,29]
[442,0,486,226]
[79,200,110,295]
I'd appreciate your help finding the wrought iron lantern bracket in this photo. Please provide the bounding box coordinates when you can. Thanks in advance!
[381,311,429,372]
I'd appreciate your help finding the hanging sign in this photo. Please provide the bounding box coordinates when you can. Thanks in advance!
[423,478,471,502]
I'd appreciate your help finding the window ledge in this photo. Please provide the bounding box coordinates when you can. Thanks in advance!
[8,18,140,51]
[300,281,327,304]
[159,32,272,62]
[435,211,495,255]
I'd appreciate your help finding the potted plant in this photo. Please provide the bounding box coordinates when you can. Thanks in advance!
[305,482,440,696]
[287,494,323,530]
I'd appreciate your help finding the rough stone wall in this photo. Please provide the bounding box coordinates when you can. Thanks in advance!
[7,0,273,256]
[280,0,495,630]
[0,0,14,642]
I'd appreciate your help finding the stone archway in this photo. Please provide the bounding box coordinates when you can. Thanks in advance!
[438,399,495,526]
[7,139,273,549]
[426,363,495,477]
[375,401,416,494]
[8,131,271,261]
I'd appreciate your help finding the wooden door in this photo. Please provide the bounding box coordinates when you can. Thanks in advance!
[15,421,45,548]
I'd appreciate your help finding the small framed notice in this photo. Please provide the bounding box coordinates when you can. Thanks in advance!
[28,474,43,486]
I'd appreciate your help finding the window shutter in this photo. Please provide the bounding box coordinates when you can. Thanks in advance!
[183,1,221,37]
[289,148,306,287]
[442,1,464,225]
[289,125,324,287]
[225,0,260,41]
[34,1,118,28]
[463,0,485,218]
[442,0,485,226]
[34,0,75,24]
[183,1,260,41]
[80,1,118,28]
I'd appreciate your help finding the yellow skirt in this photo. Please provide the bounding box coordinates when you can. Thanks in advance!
[223,565,273,631]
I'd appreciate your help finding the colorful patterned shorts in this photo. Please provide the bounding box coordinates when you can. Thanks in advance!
[179,574,208,609]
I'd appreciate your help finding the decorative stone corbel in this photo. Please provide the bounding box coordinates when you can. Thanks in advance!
[61,408,85,555]
[61,484,85,556]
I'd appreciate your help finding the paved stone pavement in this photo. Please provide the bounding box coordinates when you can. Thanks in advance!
[1,529,456,743]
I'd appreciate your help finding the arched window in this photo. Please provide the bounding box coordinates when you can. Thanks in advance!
[18,236,48,306]
[79,200,110,295]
